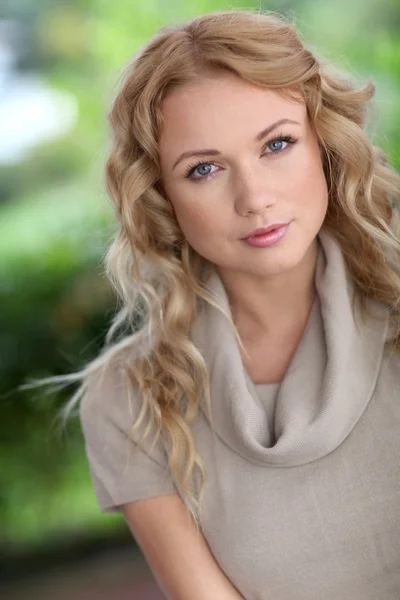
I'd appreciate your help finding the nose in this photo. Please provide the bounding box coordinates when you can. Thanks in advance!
[234,164,278,217]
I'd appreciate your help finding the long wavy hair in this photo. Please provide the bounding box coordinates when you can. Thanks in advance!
[30,9,400,530]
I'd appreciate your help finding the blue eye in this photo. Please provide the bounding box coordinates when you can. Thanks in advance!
[195,164,213,177]
[184,161,217,180]
[263,135,297,154]
[268,139,285,152]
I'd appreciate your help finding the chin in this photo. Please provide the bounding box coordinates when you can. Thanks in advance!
[251,249,305,277]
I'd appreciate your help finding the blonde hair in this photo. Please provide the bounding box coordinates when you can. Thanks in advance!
[31,9,400,530]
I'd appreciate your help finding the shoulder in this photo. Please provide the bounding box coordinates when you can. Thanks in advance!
[80,360,131,432]
[79,347,170,465]
[79,356,178,512]
[80,337,151,436]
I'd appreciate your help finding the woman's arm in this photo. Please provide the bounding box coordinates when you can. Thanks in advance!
[122,494,245,600]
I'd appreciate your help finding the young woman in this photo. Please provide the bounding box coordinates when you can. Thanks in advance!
[62,9,400,600]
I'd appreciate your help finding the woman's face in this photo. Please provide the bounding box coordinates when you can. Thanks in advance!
[159,73,328,280]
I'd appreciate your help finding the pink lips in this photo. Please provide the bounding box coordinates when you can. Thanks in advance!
[242,223,289,239]
[241,222,290,248]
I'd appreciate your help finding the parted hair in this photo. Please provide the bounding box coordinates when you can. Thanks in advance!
[36,9,400,529]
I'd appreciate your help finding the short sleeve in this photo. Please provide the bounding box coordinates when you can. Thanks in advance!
[79,363,179,513]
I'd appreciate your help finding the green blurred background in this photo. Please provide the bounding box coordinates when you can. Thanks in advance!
[1,0,399,597]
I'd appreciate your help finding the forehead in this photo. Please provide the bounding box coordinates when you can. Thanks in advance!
[159,74,306,150]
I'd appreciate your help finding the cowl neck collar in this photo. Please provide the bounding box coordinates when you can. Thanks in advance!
[190,227,390,467]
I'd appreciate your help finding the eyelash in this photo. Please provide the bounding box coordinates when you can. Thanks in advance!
[183,134,297,181]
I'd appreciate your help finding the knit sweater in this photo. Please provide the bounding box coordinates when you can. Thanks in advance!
[80,227,400,599]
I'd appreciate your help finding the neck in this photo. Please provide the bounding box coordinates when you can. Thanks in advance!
[217,238,319,341]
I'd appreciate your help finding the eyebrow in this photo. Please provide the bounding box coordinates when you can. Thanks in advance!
[171,118,301,171]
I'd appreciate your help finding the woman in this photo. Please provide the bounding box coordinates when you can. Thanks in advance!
[62,9,400,600]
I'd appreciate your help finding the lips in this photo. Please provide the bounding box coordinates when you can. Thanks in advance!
[242,223,289,239]
[241,222,290,248]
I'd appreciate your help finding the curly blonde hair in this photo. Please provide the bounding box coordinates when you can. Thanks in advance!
[36,8,400,530]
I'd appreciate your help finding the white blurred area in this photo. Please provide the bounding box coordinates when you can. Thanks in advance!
[0,19,78,165]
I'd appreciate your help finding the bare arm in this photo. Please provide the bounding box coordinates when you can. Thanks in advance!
[121,494,245,600]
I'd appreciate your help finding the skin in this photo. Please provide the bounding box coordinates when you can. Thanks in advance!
[159,73,328,374]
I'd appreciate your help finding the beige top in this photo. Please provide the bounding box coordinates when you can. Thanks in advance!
[80,227,400,599]
[252,380,280,445]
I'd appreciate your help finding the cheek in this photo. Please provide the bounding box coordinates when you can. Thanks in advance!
[294,148,328,206]
[171,193,231,261]
[173,195,221,239]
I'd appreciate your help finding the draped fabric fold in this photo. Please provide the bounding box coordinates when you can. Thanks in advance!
[190,227,390,467]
